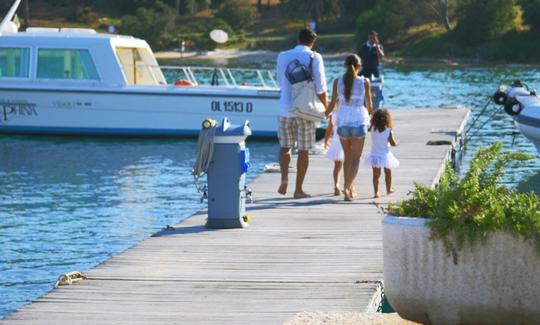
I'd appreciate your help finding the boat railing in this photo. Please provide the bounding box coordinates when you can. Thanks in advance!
[159,65,278,89]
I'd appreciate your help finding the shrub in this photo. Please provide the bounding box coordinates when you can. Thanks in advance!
[120,1,174,50]
[74,7,99,24]
[520,0,540,32]
[354,2,407,43]
[215,0,258,31]
[454,0,518,44]
[389,143,539,252]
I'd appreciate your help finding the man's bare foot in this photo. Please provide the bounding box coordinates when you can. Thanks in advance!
[334,187,342,196]
[387,188,395,195]
[374,192,380,198]
[277,181,288,195]
[293,190,312,199]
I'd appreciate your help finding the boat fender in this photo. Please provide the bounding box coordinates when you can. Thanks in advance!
[492,89,507,105]
[504,97,523,116]
[175,79,194,86]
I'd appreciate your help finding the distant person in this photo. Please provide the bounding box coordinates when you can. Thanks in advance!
[325,54,372,201]
[363,109,399,198]
[276,27,328,198]
[357,31,384,79]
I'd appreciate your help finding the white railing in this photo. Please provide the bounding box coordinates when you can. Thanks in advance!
[159,66,278,88]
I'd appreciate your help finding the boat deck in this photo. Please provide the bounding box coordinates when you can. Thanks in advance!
[0,108,469,325]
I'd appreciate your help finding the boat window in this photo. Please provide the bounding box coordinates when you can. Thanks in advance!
[115,47,158,85]
[37,49,99,80]
[0,48,30,78]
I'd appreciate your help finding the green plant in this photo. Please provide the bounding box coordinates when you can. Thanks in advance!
[389,143,540,251]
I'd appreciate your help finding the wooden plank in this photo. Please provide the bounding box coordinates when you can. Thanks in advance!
[0,107,469,325]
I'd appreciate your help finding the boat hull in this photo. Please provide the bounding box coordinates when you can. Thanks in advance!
[514,96,540,153]
[0,87,281,137]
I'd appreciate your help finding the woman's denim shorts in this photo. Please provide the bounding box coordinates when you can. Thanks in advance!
[337,125,368,138]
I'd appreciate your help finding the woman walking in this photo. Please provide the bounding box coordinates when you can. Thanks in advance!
[325,54,372,201]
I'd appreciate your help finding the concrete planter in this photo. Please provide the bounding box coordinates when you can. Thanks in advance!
[382,215,540,325]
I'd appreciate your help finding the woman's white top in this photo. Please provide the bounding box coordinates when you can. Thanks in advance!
[336,76,370,128]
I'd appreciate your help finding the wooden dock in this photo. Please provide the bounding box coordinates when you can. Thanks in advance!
[1,108,469,325]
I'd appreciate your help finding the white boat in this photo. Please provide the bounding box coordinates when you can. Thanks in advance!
[0,1,281,137]
[493,81,540,153]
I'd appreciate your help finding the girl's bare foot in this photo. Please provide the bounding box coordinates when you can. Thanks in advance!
[334,187,342,196]
[277,181,288,195]
[387,188,395,195]
[374,192,380,198]
[293,190,312,199]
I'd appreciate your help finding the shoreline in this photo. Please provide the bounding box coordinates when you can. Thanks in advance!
[155,49,534,66]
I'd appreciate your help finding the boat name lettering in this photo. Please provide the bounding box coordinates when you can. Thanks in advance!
[211,101,253,113]
[0,101,37,117]
[53,101,93,108]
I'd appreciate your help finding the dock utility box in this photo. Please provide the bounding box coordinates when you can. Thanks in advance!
[206,118,252,229]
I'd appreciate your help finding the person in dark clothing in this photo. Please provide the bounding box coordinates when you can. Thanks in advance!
[357,31,384,79]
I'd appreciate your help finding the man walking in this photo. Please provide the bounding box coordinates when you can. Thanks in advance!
[276,27,327,198]
[357,31,384,79]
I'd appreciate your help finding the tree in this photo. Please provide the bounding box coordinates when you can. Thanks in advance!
[279,0,341,25]
[520,0,540,32]
[421,0,454,31]
[454,0,517,43]
[120,1,175,50]
[215,0,258,31]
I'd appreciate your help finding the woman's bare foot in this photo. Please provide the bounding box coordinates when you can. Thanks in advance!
[277,181,288,195]
[373,192,380,198]
[334,187,342,196]
[293,190,312,199]
[344,189,353,201]
[387,188,395,195]
[350,186,357,198]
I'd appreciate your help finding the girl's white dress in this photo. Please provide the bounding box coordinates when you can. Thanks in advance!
[363,128,400,169]
[325,113,344,161]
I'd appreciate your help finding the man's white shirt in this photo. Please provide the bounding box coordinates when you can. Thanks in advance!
[276,45,327,118]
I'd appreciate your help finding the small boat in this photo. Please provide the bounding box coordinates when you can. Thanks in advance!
[493,81,540,153]
[0,0,280,137]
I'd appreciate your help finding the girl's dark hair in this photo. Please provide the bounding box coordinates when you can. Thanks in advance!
[370,109,393,132]
[343,54,361,103]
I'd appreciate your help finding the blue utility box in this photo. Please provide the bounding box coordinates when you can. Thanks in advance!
[206,118,252,229]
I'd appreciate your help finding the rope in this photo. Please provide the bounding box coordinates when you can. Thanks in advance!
[54,271,87,288]
[464,95,492,135]
[193,119,217,194]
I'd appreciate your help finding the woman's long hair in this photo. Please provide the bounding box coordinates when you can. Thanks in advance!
[343,54,361,103]
[370,109,393,132]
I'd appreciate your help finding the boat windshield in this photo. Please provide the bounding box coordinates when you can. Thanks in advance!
[116,47,163,86]
[0,47,30,78]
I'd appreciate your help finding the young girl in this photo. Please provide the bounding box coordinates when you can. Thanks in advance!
[324,112,344,195]
[363,109,399,198]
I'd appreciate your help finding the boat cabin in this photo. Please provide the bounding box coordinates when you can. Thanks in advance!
[0,28,167,87]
